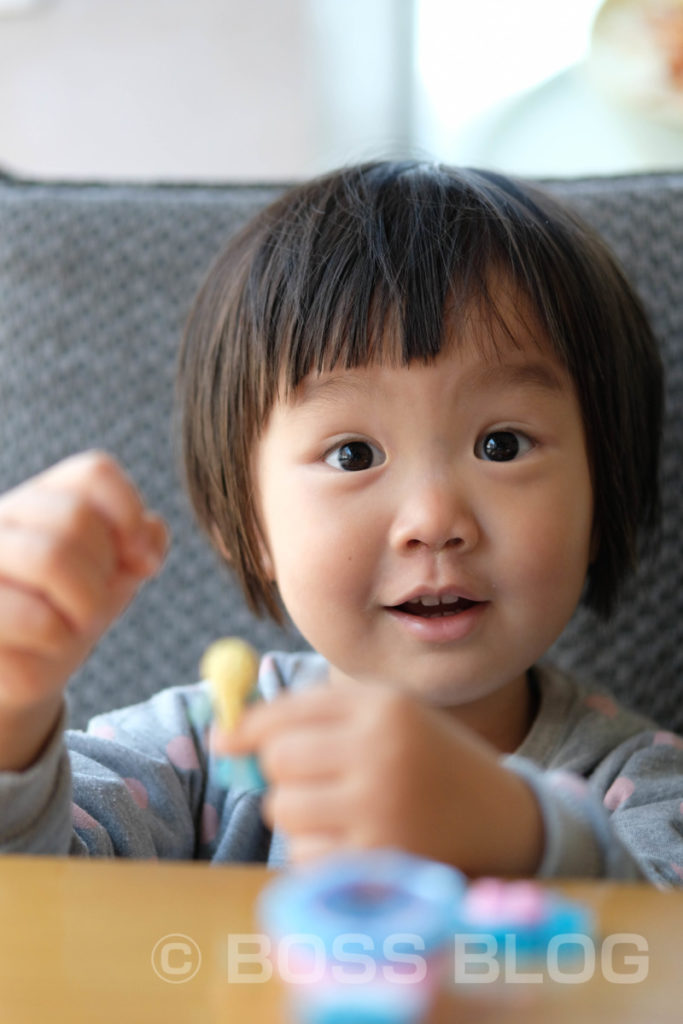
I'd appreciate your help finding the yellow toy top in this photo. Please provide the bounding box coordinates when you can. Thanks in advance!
[200,637,259,732]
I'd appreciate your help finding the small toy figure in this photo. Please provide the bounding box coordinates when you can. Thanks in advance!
[200,637,266,791]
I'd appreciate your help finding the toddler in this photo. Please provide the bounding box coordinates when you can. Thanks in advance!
[0,162,681,886]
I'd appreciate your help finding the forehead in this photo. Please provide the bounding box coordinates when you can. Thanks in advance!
[291,313,569,410]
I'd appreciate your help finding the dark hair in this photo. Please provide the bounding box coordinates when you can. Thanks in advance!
[177,161,663,622]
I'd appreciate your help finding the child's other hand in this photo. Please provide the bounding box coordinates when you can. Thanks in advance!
[228,684,544,877]
[0,451,168,771]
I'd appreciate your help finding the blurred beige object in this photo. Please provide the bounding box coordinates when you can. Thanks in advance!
[200,637,259,732]
[589,0,683,121]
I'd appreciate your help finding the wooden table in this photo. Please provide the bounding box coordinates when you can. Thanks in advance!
[0,856,681,1023]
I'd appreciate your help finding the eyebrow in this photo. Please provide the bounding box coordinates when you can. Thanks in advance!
[471,360,566,394]
[291,373,373,406]
[290,356,566,411]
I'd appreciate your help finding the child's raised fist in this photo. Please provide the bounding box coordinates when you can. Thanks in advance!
[0,451,168,771]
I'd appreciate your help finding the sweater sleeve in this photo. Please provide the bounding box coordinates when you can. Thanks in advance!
[0,682,267,860]
[506,732,683,887]
[0,706,75,854]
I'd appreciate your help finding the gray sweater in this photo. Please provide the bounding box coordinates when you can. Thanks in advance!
[1,652,682,886]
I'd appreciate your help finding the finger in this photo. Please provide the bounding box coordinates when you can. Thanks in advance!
[209,723,233,756]
[30,451,147,529]
[0,525,118,632]
[12,452,168,574]
[91,564,158,630]
[0,488,120,578]
[264,781,347,835]
[118,512,169,577]
[259,726,345,782]
[288,833,342,865]
[234,686,350,747]
[0,460,168,581]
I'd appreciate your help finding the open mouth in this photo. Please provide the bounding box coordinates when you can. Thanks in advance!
[393,595,478,618]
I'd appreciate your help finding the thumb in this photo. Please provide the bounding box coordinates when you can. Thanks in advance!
[119,514,169,578]
[93,521,168,636]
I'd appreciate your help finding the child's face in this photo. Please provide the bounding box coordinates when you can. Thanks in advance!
[253,297,593,739]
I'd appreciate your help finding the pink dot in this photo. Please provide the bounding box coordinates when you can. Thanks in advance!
[671,863,683,881]
[165,735,200,771]
[201,803,219,844]
[653,731,683,750]
[465,879,546,925]
[604,776,635,811]
[123,777,149,809]
[89,723,116,740]
[585,694,619,718]
[71,803,99,830]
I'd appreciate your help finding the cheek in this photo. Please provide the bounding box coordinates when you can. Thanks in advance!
[257,476,341,586]
[261,489,382,631]
[505,490,593,606]
[275,518,372,600]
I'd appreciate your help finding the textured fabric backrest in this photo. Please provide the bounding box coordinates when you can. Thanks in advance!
[0,172,681,731]
[545,174,683,735]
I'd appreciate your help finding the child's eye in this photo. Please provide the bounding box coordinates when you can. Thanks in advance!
[324,440,385,472]
[475,430,533,462]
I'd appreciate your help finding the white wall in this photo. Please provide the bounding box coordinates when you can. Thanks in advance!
[0,0,414,181]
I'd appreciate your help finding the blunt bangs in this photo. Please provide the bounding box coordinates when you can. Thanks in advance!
[243,163,555,400]
[178,161,663,622]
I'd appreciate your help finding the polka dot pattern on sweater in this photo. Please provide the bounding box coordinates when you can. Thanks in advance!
[604,776,635,811]
[584,694,619,718]
[166,735,200,771]
[653,731,683,749]
[71,803,99,829]
[123,777,149,809]
[201,803,219,845]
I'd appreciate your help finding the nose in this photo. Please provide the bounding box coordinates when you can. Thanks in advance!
[388,471,479,555]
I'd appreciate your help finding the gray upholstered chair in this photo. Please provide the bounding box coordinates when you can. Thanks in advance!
[0,170,681,731]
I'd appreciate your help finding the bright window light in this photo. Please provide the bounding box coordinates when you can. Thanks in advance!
[415,0,605,153]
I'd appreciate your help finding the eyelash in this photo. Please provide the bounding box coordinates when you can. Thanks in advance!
[323,428,535,472]
[324,439,386,472]
[474,429,534,462]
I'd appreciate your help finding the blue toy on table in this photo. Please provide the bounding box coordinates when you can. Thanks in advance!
[259,850,595,1024]
[260,849,465,1024]
[457,876,595,986]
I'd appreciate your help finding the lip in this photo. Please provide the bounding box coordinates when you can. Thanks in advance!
[385,584,489,645]
[389,584,484,607]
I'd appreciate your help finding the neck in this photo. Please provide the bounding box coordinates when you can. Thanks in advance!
[444,670,538,753]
